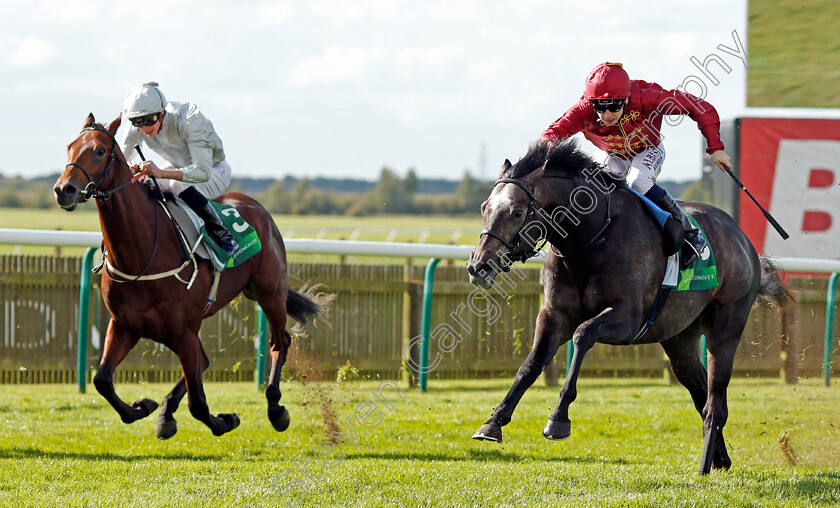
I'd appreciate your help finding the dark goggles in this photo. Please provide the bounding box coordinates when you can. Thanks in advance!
[591,100,626,113]
[130,113,160,127]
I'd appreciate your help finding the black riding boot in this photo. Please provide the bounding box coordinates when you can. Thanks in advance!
[178,187,238,256]
[657,192,706,269]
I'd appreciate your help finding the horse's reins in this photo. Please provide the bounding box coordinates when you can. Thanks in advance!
[544,171,612,259]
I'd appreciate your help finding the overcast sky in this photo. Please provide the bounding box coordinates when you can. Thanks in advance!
[0,0,751,183]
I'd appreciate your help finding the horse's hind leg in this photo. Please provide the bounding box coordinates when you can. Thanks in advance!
[257,294,292,432]
[177,334,240,436]
[699,329,741,475]
[93,319,159,423]
[661,328,730,471]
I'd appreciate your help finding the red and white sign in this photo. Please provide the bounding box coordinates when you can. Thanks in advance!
[738,118,840,258]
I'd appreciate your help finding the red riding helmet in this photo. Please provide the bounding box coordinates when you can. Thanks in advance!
[584,62,631,100]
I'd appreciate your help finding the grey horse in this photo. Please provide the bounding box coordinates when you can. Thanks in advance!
[467,140,790,475]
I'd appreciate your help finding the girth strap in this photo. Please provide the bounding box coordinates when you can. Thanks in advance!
[629,287,671,344]
[203,270,222,316]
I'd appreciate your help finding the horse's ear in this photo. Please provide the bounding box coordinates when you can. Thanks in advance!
[106,115,122,135]
[83,113,95,129]
[498,159,512,178]
[522,159,547,185]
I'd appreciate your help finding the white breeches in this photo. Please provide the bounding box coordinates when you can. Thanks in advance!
[604,143,665,195]
[156,160,232,199]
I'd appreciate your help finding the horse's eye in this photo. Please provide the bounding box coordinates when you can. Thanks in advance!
[96,147,106,157]
[513,209,524,219]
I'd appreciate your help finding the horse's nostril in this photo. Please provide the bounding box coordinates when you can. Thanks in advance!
[467,264,475,276]
[55,184,76,197]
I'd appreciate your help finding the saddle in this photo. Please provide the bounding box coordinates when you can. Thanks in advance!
[626,190,719,343]
[160,194,261,272]
[627,188,684,256]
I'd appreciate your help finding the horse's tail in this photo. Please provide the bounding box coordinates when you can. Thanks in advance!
[287,283,333,326]
[756,256,795,310]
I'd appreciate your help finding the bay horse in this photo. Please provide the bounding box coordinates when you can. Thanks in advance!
[466,140,790,474]
[54,114,323,438]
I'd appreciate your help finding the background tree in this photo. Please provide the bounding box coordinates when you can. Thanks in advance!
[455,171,492,213]
[370,167,416,213]
[261,182,291,214]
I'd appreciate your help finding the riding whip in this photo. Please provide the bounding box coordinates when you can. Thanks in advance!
[723,166,789,240]
[133,144,166,202]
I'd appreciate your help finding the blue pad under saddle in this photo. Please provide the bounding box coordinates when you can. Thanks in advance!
[627,188,672,230]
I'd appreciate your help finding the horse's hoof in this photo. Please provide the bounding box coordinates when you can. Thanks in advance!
[132,399,159,417]
[472,424,503,443]
[542,419,571,440]
[156,419,178,440]
[269,406,290,432]
[219,413,241,432]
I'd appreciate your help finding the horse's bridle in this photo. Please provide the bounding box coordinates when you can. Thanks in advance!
[479,170,613,267]
[65,124,170,283]
[479,178,543,269]
[65,125,133,200]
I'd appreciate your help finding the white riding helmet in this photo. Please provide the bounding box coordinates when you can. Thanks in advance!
[123,82,166,119]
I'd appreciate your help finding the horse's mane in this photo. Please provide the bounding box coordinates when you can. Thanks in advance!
[503,139,623,187]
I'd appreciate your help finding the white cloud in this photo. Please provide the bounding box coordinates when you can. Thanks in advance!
[659,32,701,57]
[8,37,57,67]
[394,47,463,68]
[288,46,387,87]
[254,2,296,26]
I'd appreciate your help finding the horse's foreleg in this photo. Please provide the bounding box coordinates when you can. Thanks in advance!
[545,307,635,440]
[93,319,159,423]
[155,376,187,440]
[178,335,240,436]
[157,349,212,439]
[473,308,569,443]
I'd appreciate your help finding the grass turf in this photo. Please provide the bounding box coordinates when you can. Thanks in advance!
[0,378,837,507]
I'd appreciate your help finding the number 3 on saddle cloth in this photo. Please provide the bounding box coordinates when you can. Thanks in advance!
[628,189,719,343]
[165,198,261,272]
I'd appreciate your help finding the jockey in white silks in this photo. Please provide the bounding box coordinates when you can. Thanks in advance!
[119,82,237,255]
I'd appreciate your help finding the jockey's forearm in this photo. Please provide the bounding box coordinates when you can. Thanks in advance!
[159,167,184,181]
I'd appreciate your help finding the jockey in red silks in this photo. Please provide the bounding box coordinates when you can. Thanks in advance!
[540,62,733,268]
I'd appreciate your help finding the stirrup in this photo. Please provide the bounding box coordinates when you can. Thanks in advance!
[680,242,699,269]
[214,233,238,255]
[680,231,706,269]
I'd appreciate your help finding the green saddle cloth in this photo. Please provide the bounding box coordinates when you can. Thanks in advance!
[670,215,719,292]
[202,201,261,270]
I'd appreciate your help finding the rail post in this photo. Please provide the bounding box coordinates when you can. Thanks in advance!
[256,306,268,390]
[824,273,838,387]
[418,258,441,392]
[77,247,96,393]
